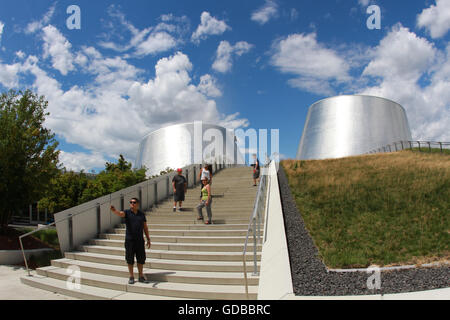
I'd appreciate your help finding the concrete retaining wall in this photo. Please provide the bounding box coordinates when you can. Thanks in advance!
[258,161,294,299]
[0,249,54,265]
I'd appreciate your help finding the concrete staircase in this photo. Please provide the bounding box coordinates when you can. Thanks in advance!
[21,167,263,300]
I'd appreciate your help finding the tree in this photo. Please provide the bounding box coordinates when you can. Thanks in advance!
[105,154,132,173]
[38,170,90,214]
[0,90,60,232]
[80,155,146,203]
[37,155,147,215]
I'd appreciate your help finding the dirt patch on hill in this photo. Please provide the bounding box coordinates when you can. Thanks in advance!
[0,227,52,250]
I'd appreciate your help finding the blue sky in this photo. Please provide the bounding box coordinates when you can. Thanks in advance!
[0,0,449,172]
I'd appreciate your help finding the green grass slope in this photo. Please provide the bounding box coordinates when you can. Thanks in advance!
[282,150,449,268]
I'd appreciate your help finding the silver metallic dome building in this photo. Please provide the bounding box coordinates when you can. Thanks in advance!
[296,95,412,160]
[136,122,244,176]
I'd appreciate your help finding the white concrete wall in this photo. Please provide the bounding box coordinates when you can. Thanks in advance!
[258,161,294,300]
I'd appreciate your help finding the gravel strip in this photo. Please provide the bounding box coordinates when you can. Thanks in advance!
[277,166,449,296]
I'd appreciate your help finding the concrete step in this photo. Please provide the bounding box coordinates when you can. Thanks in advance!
[126,223,252,230]
[154,206,253,216]
[65,251,260,273]
[100,233,249,244]
[113,228,262,237]
[51,258,259,285]
[80,245,261,262]
[146,214,260,220]
[145,217,252,224]
[36,266,257,299]
[88,239,262,253]
[20,273,194,300]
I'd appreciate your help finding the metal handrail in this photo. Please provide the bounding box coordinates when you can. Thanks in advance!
[19,159,228,277]
[19,195,116,276]
[242,162,270,299]
[366,140,450,155]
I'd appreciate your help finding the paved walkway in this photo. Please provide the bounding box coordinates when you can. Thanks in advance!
[0,265,78,300]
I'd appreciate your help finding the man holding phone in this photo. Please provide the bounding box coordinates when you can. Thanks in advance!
[110,197,151,284]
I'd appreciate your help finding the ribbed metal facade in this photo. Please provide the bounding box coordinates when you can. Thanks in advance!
[136,122,243,176]
[296,95,412,160]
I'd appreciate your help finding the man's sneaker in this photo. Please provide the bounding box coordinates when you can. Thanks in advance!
[128,277,135,285]
[138,277,149,284]
[173,207,176,212]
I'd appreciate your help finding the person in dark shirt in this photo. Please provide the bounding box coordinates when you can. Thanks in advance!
[172,168,187,212]
[110,197,151,284]
[252,154,260,186]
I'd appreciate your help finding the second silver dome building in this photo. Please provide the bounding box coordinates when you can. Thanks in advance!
[297,95,412,160]
[136,122,244,176]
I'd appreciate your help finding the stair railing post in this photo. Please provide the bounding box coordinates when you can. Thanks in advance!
[252,218,258,276]
[166,175,170,198]
[68,213,73,251]
[138,187,142,206]
[193,166,196,186]
[96,203,101,237]
[154,182,158,208]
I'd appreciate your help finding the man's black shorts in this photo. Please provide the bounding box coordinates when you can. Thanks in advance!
[174,190,185,202]
[125,239,146,265]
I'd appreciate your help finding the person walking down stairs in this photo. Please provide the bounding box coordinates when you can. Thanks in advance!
[172,168,187,212]
[199,164,212,186]
[110,198,151,284]
[197,178,212,225]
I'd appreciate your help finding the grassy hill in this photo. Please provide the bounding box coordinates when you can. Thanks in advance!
[281,150,449,268]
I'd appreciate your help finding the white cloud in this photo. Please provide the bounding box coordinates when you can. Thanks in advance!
[359,25,450,142]
[217,112,249,130]
[270,33,351,94]
[212,41,253,73]
[191,12,230,43]
[0,21,4,43]
[0,62,20,88]
[42,25,75,75]
[287,78,334,96]
[128,52,221,124]
[15,51,26,59]
[198,74,222,97]
[251,0,279,25]
[212,41,233,73]
[59,151,108,172]
[99,7,181,57]
[358,0,371,7]
[134,31,177,57]
[25,3,56,34]
[417,0,450,39]
[15,49,247,171]
[362,25,437,82]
